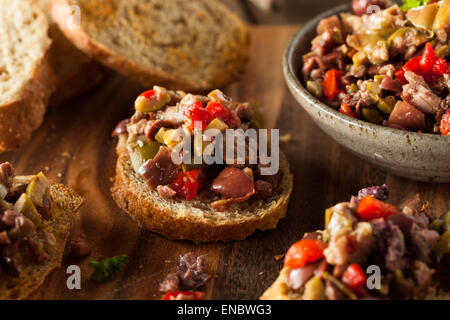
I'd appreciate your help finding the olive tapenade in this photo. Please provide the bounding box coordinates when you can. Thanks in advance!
[0,162,55,277]
[263,185,450,300]
[303,0,450,135]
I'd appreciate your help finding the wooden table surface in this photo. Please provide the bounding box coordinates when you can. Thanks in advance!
[1,25,449,300]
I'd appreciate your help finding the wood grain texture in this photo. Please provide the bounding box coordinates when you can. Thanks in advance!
[0,26,448,300]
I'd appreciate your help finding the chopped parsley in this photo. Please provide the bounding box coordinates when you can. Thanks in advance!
[89,255,129,282]
[401,0,432,11]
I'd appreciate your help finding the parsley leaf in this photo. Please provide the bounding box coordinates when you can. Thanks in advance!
[401,0,431,11]
[89,255,129,282]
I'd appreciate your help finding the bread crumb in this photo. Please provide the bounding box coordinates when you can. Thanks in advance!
[57,173,62,178]
[274,254,285,261]
[44,166,50,171]
[259,272,264,276]
[61,152,71,158]
[280,133,291,143]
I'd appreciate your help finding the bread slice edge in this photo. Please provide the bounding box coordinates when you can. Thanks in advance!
[0,184,83,300]
[111,136,293,243]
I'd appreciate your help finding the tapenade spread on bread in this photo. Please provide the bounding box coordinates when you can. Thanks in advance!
[262,185,450,300]
[0,162,82,299]
[111,86,293,242]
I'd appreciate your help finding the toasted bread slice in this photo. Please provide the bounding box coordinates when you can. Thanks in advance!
[0,184,83,300]
[260,267,292,300]
[35,0,104,106]
[0,0,55,153]
[50,0,250,91]
[112,135,293,243]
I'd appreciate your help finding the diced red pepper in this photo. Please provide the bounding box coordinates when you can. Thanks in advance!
[342,264,366,289]
[139,89,156,99]
[396,43,449,84]
[356,195,400,221]
[284,239,327,269]
[170,169,204,201]
[433,57,450,77]
[323,69,344,101]
[183,102,214,131]
[440,110,450,136]
[170,172,185,193]
[396,57,421,83]
[162,291,205,300]
[420,42,437,71]
[206,101,229,120]
[339,103,357,118]
[205,101,241,128]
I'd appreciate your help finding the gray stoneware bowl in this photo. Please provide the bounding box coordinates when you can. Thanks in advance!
[283,4,450,183]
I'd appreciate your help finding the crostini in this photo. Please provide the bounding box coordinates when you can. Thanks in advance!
[0,162,83,299]
[261,185,450,300]
[111,86,293,242]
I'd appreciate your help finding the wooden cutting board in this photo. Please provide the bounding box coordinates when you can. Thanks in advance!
[1,26,449,300]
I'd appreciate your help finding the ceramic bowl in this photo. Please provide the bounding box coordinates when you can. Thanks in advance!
[283,4,450,183]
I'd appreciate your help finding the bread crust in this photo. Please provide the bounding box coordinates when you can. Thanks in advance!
[260,267,293,300]
[50,0,249,92]
[35,0,105,106]
[111,136,293,243]
[48,61,104,106]
[0,50,55,153]
[0,184,83,300]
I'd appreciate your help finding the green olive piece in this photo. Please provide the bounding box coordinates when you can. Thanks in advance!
[303,276,327,300]
[434,231,450,256]
[208,89,230,104]
[367,82,382,103]
[135,87,170,112]
[361,108,383,124]
[26,172,51,208]
[130,139,161,173]
[14,193,41,226]
[306,80,323,99]
[436,45,450,58]
[352,51,368,67]
[377,96,396,115]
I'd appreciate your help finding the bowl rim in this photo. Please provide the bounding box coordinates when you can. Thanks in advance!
[283,3,449,142]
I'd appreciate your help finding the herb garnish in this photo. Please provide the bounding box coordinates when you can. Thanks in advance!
[89,255,129,282]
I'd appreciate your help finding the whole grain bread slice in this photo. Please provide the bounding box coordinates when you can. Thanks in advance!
[0,0,55,153]
[0,184,83,300]
[51,0,250,91]
[111,135,293,243]
[35,0,105,106]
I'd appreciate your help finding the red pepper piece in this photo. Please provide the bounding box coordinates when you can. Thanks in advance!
[433,57,450,78]
[205,101,241,128]
[323,69,344,101]
[206,101,229,120]
[342,264,366,289]
[396,43,449,83]
[441,110,450,136]
[284,239,327,269]
[170,172,185,193]
[140,89,156,99]
[339,102,357,118]
[170,169,204,201]
[183,102,214,131]
[356,195,400,221]
[162,291,205,300]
